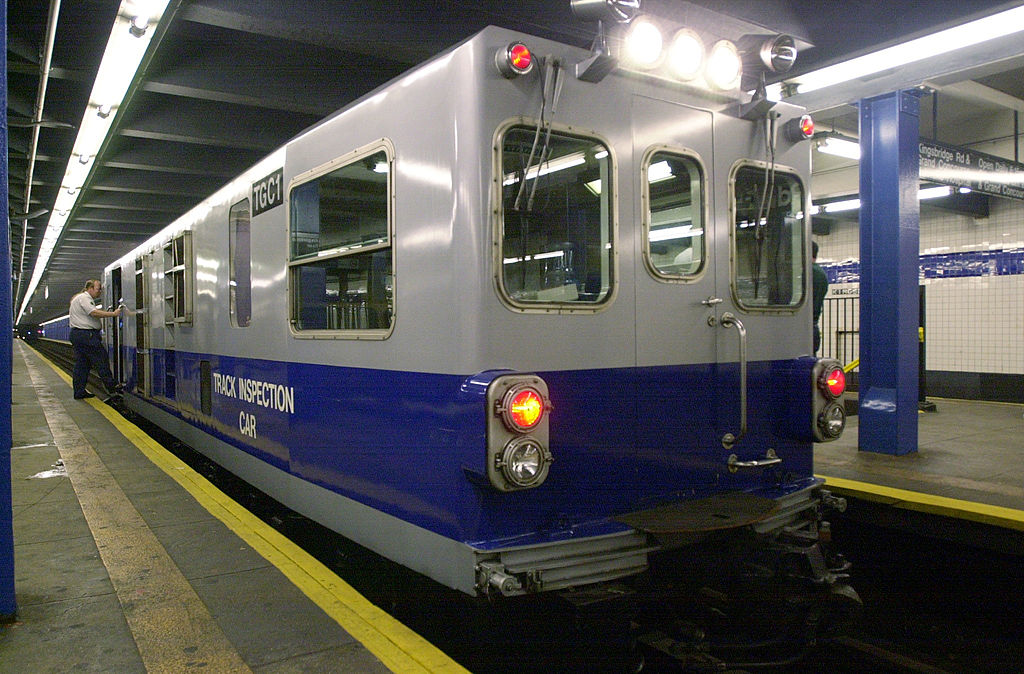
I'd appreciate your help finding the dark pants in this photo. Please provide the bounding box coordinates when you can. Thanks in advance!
[813,322,821,354]
[70,328,117,397]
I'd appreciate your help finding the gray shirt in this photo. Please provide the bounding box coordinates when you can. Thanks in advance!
[69,292,102,330]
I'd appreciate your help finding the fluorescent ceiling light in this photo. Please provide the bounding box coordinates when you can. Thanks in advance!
[815,185,956,213]
[650,224,703,242]
[822,198,862,213]
[503,153,587,186]
[17,0,171,323]
[918,185,953,200]
[815,136,861,160]
[790,5,1024,94]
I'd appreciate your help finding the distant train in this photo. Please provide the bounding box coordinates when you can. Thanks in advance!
[94,5,856,658]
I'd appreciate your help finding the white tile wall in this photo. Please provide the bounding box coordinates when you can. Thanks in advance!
[815,198,1024,375]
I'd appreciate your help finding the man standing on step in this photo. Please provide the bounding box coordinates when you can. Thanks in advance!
[69,279,122,400]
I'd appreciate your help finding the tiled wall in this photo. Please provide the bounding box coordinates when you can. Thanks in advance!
[816,198,1024,375]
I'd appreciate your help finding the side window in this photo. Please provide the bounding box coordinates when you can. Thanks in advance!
[498,125,613,308]
[731,164,806,309]
[644,150,705,278]
[163,231,192,325]
[229,199,251,327]
[288,146,393,334]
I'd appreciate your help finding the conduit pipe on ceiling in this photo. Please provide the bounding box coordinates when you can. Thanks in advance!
[16,0,62,314]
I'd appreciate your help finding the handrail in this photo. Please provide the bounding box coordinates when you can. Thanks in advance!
[720,312,747,449]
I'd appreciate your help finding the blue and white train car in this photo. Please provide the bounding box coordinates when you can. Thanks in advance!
[103,13,852,619]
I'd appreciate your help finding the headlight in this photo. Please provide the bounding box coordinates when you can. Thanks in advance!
[498,437,552,488]
[818,403,846,439]
[706,40,742,90]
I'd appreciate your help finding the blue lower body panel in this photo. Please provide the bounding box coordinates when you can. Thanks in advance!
[127,349,819,550]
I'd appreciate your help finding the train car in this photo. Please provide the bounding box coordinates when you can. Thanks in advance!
[103,3,856,653]
[39,315,70,342]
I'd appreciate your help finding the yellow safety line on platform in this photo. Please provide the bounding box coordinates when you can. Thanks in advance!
[39,355,468,674]
[817,474,1024,532]
[24,354,253,673]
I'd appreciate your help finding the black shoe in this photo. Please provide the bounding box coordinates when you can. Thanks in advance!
[108,384,124,395]
[74,392,96,399]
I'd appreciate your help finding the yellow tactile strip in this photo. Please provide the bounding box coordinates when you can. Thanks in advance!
[817,474,1024,532]
[24,355,253,673]
[35,351,468,673]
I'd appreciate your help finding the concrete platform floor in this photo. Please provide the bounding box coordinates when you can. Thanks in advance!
[815,396,1024,529]
[2,340,463,673]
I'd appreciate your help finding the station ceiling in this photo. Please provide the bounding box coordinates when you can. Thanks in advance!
[8,0,1024,323]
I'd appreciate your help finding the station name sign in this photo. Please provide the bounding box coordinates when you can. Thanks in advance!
[919,141,1024,201]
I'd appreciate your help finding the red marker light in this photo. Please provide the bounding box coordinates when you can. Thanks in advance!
[784,114,815,142]
[496,42,535,78]
[510,44,532,71]
[799,114,814,138]
[506,388,544,431]
[824,367,846,398]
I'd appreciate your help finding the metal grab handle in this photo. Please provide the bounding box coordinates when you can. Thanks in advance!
[720,312,747,449]
[701,296,723,306]
[727,449,780,473]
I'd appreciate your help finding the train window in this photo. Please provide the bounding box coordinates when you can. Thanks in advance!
[229,199,251,327]
[288,146,393,334]
[731,163,806,310]
[163,231,193,325]
[498,125,613,308]
[643,150,705,279]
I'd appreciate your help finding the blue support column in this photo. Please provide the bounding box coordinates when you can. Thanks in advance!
[2,0,18,619]
[858,90,920,455]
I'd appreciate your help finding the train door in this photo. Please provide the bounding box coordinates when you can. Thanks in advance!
[134,254,152,397]
[631,95,724,484]
[109,267,125,384]
[712,115,810,476]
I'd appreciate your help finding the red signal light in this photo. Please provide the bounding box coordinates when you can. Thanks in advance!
[799,115,814,138]
[784,114,815,142]
[496,42,535,78]
[823,367,846,398]
[508,388,543,430]
[510,44,532,71]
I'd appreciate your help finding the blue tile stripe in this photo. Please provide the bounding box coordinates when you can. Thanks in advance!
[823,247,1024,284]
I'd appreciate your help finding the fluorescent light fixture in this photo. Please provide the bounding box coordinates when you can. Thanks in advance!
[502,153,588,186]
[650,224,703,242]
[918,185,952,200]
[503,250,566,265]
[130,14,149,37]
[822,198,861,213]
[17,0,171,323]
[647,160,673,182]
[815,135,860,160]
[814,185,958,214]
[790,5,1024,94]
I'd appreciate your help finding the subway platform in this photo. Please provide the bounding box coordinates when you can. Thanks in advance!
[2,341,466,673]
[815,395,1024,540]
